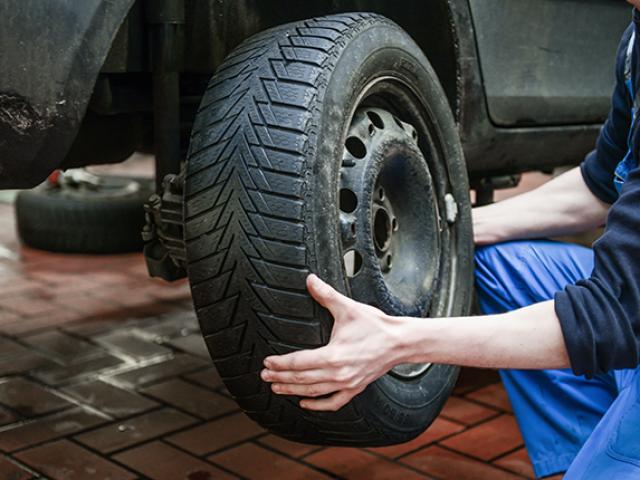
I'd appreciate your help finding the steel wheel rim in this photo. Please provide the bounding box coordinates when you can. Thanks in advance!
[338,76,457,380]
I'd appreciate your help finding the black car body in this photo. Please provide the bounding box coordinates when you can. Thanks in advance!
[0,0,630,189]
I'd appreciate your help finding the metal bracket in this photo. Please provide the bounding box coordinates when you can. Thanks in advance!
[142,166,187,281]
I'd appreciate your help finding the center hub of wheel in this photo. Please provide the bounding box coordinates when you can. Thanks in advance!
[372,187,396,272]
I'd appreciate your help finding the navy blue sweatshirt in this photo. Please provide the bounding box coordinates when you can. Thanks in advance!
[554,14,640,377]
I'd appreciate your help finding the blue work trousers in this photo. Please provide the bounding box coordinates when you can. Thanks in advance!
[475,240,640,479]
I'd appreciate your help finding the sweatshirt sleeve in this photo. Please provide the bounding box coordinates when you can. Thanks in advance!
[555,165,640,376]
[580,25,633,205]
[555,24,640,377]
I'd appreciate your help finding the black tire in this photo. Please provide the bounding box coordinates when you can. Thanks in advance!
[16,176,153,254]
[184,13,473,446]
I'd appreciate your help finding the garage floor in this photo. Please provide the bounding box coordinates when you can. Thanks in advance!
[0,189,537,479]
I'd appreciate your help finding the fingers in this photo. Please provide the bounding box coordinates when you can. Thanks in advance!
[270,382,343,397]
[299,387,364,411]
[261,368,329,384]
[306,274,349,315]
[264,345,331,371]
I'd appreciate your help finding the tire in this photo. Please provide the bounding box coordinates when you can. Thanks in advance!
[16,176,153,254]
[184,13,473,446]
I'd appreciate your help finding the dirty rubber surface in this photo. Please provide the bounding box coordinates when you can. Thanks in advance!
[0,198,535,479]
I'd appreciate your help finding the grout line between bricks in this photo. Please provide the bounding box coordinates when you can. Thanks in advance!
[2,452,44,479]
[439,408,503,430]
[135,387,239,423]
[250,438,343,479]
[65,435,155,480]
[1,333,71,367]
[489,443,531,464]
[2,407,113,457]
[89,408,201,457]
[353,440,460,479]
[434,443,531,479]
[178,372,224,393]
[164,427,271,460]
[378,407,510,464]
[157,437,252,480]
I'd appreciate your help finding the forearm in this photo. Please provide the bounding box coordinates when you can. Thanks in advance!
[473,167,609,245]
[396,300,570,370]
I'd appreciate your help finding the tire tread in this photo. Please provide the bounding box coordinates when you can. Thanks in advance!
[185,13,392,444]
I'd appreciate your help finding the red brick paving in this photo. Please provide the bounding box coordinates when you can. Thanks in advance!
[0,455,33,479]
[466,382,514,413]
[167,411,265,456]
[402,445,523,480]
[140,378,238,419]
[62,380,160,418]
[440,414,523,461]
[0,408,107,452]
[15,439,135,480]
[439,396,499,425]
[306,447,428,479]
[209,443,329,479]
[0,378,71,416]
[257,433,322,458]
[368,418,465,459]
[494,447,536,478]
[75,408,197,454]
[115,441,237,479]
[0,196,540,478]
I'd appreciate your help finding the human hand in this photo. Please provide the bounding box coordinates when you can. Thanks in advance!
[261,274,406,411]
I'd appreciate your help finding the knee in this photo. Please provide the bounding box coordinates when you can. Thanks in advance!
[474,241,535,314]
[474,241,526,280]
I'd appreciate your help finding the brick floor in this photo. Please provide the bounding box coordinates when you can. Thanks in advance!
[0,183,542,479]
[115,441,236,479]
[306,448,427,479]
[15,440,135,480]
[210,443,328,479]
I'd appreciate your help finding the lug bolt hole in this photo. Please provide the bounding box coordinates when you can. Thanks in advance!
[367,111,385,129]
[386,254,393,271]
[345,137,367,159]
[344,250,363,278]
[392,218,398,231]
[378,187,385,201]
[339,188,358,213]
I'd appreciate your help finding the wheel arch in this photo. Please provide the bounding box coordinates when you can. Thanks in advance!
[352,0,465,123]
[0,0,135,189]
[184,0,468,123]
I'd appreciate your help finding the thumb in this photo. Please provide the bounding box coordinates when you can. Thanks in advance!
[306,274,349,315]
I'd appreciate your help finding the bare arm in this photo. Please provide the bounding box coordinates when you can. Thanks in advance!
[262,275,569,411]
[261,168,604,411]
[473,167,609,245]
[400,300,568,370]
